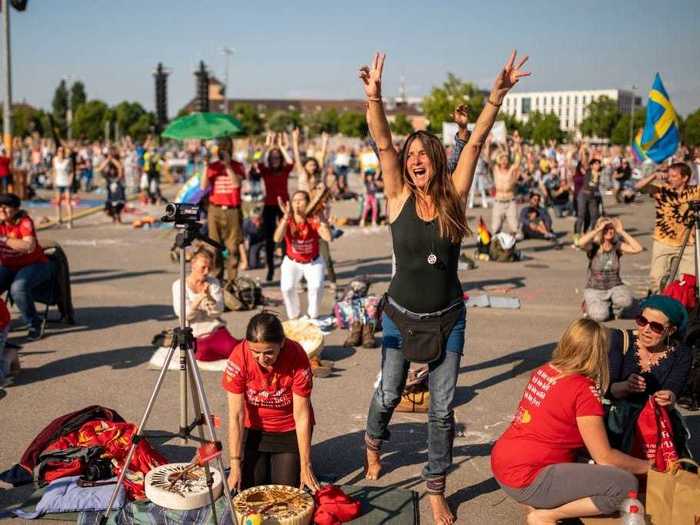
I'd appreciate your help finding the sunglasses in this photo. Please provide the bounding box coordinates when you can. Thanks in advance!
[635,314,668,335]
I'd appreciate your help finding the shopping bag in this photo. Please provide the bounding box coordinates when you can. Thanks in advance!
[646,459,700,525]
[633,397,679,471]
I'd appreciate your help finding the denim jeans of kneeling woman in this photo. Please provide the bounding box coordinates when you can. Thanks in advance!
[366,309,465,489]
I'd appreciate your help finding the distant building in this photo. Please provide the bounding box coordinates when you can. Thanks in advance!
[180,77,426,132]
[502,89,643,132]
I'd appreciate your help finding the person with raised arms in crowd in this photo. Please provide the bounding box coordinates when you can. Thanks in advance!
[635,162,699,293]
[274,191,332,321]
[359,50,530,525]
[491,146,521,235]
[257,133,294,283]
[200,138,244,284]
[574,157,603,239]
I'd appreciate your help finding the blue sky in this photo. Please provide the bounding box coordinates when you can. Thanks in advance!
[10,0,700,116]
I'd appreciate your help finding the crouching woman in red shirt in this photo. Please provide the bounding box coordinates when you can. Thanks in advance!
[223,311,320,492]
[491,319,650,524]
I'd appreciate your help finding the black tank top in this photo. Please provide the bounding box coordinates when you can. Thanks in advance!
[387,194,462,313]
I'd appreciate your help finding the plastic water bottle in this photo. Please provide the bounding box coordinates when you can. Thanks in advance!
[621,504,645,525]
[620,490,645,516]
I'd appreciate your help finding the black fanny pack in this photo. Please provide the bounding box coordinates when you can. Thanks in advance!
[382,295,464,363]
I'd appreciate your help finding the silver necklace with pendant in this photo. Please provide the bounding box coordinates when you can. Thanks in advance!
[427,220,438,265]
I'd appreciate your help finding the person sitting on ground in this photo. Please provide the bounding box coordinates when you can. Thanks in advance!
[608,294,692,414]
[274,191,332,320]
[491,319,651,525]
[172,248,240,361]
[578,217,642,322]
[518,192,556,241]
[541,163,572,218]
[0,193,51,341]
[223,311,320,492]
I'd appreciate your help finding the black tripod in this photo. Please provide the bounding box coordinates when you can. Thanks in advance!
[99,217,236,524]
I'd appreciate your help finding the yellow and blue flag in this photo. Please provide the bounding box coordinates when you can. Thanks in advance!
[638,73,680,163]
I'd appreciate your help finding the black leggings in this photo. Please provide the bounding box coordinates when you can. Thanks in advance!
[263,205,283,275]
[242,449,300,488]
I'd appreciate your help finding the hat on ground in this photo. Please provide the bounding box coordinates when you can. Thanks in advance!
[0,193,21,209]
[640,294,688,332]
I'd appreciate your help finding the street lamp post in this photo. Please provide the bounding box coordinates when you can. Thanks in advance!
[221,47,234,114]
[2,0,12,152]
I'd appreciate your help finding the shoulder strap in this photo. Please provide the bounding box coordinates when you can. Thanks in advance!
[621,329,630,355]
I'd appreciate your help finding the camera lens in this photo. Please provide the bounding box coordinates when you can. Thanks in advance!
[164,203,177,219]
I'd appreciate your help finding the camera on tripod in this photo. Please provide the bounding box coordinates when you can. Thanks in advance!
[162,203,201,225]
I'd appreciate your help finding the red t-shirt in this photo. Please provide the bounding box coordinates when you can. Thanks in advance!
[491,364,604,488]
[0,156,10,178]
[259,163,292,206]
[206,160,243,207]
[284,217,320,263]
[0,214,48,270]
[221,339,314,433]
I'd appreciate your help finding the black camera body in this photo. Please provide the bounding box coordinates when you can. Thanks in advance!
[162,203,201,225]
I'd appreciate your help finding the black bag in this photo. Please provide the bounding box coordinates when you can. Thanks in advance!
[224,277,263,311]
[382,296,464,363]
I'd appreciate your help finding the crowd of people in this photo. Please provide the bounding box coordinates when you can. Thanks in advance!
[2,52,700,525]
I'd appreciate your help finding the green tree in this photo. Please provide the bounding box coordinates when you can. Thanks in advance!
[71,100,110,140]
[51,79,69,137]
[525,112,564,145]
[232,103,264,136]
[682,108,700,147]
[304,108,339,136]
[610,108,646,145]
[390,113,414,135]
[579,96,621,139]
[497,112,525,137]
[69,81,87,114]
[128,112,156,140]
[337,111,368,138]
[1,104,44,137]
[422,73,485,133]
[113,101,147,137]
[267,110,301,132]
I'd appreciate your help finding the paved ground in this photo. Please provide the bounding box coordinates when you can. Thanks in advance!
[0,188,698,524]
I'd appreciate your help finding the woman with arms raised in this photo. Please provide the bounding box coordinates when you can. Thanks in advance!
[360,50,530,525]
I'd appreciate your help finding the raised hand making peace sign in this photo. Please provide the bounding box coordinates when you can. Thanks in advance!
[492,49,530,99]
[358,52,385,100]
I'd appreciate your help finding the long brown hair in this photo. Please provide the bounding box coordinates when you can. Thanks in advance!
[550,318,610,392]
[400,131,470,243]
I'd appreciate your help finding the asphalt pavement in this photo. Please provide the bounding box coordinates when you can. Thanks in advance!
[0,191,698,524]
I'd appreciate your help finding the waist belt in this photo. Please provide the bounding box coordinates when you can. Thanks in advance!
[287,254,320,265]
[386,296,463,320]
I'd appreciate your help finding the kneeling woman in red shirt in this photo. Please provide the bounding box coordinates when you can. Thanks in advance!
[491,319,650,524]
[274,191,332,320]
[223,311,320,492]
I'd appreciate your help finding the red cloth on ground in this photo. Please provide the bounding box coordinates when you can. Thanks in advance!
[491,363,604,488]
[632,397,679,472]
[285,217,320,263]
[662,273,697,311]
[195,325,239,361]
[259,163,292,206]
[313,485,361,525]
[206,160,244,207]
[0,214,49,270]
[221,339,314,432]
[41,419,167,499]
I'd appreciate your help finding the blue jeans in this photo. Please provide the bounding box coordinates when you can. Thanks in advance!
[366,309,465,492]
[0,262,52,326]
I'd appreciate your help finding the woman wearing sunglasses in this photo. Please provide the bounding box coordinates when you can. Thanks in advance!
[608,295,692,408]
[578,217,642,322]
[222,311,320,494]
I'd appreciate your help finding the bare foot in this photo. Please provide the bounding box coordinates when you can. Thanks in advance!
[428,494,455,525]
[526,509,557,525]
[364,448,381,480]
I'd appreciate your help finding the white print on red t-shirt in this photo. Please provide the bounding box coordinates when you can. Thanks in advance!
[522,368,556,409]
[245,385,292,410]
[223,360,241,383]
